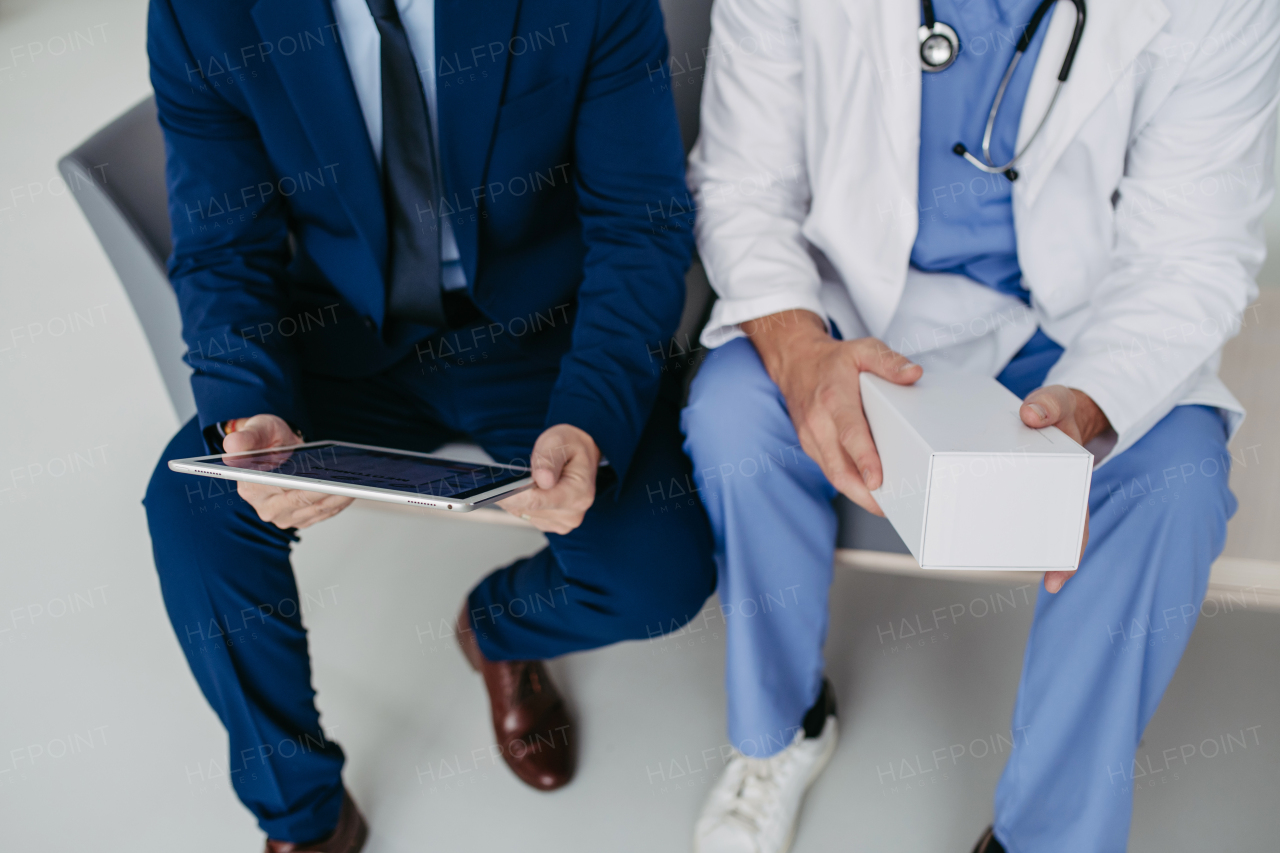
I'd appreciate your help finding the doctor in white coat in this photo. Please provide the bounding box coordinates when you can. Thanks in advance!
[680,0,1280,850]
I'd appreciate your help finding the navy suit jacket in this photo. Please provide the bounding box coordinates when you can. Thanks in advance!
[147,0,692,480]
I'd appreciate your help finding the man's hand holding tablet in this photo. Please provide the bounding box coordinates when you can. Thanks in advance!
[215,414,600,535]
[223,414,354,530]
[497,424,600,535]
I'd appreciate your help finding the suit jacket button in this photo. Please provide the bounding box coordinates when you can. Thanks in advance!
[363,316,376,331]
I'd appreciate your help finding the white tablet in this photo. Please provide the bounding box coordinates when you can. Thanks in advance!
[168,440,533,511]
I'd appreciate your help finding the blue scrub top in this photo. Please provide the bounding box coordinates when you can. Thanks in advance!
[911,0,1056,303]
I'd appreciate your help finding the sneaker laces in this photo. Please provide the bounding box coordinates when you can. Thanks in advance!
[724,750,799,833]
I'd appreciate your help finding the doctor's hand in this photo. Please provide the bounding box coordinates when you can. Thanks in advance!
[1020,385,1110,594]
[743,309,922,516]
[498,424,600,535]
[223,414,354,530]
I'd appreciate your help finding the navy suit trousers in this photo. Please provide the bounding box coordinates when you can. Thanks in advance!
[143,321,715,841]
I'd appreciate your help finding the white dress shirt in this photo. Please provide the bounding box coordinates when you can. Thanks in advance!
[330,0,466,291]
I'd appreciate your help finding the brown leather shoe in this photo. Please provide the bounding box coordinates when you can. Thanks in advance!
[264,789,368,853]
[456,605,576,791]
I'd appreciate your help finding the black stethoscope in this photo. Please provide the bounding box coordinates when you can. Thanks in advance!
[919,0,1086,180]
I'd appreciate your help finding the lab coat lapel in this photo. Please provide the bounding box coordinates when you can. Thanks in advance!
[251,0,388,317]
[824,0,920,335]
[1015,0,1171,206]
[839,0,921,184]
[435,0,520,287]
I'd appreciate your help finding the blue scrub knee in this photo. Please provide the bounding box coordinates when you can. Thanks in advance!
[682,338,838,756]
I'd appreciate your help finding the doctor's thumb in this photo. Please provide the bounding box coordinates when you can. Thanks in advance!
[1020,387,1068,428]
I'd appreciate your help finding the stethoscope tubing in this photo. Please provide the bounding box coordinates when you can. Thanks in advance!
[937,0,1087,178]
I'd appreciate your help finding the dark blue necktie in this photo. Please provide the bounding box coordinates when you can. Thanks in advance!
[363,0,446,328]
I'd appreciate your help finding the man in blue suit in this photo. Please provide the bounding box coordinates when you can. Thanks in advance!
[143,0,715,849]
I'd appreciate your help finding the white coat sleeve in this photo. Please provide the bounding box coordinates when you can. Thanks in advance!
[1045,0,1280,460]
[686,0,822,348]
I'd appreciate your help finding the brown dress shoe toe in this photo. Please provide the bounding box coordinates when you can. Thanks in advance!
[264,789,368,853]
[456,606,576,790]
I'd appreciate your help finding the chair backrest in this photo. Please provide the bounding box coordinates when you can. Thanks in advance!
[660,0,713,154]
[660,0,716,356]
[60,96,196,422]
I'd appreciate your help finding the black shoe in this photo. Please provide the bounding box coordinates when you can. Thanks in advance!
[970,827,1006,853]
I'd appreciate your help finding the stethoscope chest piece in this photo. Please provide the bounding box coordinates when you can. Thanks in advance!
[919,21,959,72]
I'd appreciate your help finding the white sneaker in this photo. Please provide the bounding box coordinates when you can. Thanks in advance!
[693,716,838,853]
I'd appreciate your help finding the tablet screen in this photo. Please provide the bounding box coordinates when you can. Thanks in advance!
[203,443,528,500]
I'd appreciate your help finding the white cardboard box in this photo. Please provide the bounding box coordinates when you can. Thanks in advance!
[860,370,1093,571]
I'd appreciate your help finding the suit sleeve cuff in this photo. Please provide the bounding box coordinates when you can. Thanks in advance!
[201,418,306,454]
[192,382,309,454]
[543,391,640,490]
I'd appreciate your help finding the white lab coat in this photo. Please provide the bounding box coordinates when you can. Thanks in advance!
[688,0,1280,464]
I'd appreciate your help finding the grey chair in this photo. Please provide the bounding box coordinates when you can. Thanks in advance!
[58,6,904,554]
[60,97,195,423]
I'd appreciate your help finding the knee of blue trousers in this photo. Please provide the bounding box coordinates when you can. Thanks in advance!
[1089,406,1235,603]
[469,456,717,658]
[593,475,719,642]
[146,420,238,652]
[613,547,720,642]
[682,338,803,510]
[143,419,294,615]
[144,418,221,558]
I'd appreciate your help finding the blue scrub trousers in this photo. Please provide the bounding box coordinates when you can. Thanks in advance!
[681,333,1235,853]
[144,322,715,842]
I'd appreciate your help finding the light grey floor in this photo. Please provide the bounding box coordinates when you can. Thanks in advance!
[4,496,1279,851]
[2,1,1278,850]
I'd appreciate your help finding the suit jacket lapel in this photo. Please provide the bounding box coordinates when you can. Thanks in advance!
[435,0,521,285]
[251,0,388,320]
[1015,0,1171,206]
